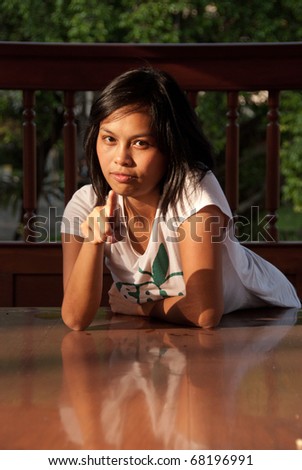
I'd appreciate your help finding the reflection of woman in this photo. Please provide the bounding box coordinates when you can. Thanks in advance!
[60,308,300,450]
[60,328,189,449]
[60,331,108,449]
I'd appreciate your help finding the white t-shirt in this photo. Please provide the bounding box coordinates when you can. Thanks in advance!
[61,172,301,314]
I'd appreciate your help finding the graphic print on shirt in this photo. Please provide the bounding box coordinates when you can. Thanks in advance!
[115,243,184,303]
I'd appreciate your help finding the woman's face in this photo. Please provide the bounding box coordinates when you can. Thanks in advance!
[96,107,168,205]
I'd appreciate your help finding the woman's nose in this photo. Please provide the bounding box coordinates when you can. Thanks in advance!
[114,145,133,166]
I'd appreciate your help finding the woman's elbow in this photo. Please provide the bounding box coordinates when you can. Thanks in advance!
[178,295,223,328]
[62,314,87,331]
[192,306,223,329]
[61,304,92,331]
[197,312,222,328]
[63,318,88,331]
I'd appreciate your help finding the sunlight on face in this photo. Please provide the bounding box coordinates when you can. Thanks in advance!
[97,107,168,204]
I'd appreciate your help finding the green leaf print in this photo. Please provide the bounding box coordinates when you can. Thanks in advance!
[159,289,168,297]
[116,282,123,291]
[114,243,183,303]
[139,267,152,276]
[152,243,169,286]
[128,289,140,301]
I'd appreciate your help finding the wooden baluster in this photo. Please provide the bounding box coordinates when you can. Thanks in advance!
[225,91,239,216]
[22,90,37,241]
[186,90,198,109]
[64,91,77,205]
[265,90,280,241]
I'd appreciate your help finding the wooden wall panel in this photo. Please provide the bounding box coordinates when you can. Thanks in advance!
[0,273,13,307]
[14,274,63,307]
[0,242,300,308]
[0,243,113,307]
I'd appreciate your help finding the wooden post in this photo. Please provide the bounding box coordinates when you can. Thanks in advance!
[186,90,198,109]
[63,91,77,205]
[225,91,239,216]
[265,90,280,241]
[22,90,37,242]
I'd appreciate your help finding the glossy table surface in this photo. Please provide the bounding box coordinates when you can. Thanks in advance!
[1,306,302,450]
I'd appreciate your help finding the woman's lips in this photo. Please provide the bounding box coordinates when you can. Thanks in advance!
[110,173,136,183]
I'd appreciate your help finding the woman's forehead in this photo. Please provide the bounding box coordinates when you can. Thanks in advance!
[102,105,150,124]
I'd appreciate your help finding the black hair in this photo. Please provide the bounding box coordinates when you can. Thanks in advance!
[84,66,214,216]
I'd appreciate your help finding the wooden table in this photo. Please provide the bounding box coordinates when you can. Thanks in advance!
[1,306,302,450]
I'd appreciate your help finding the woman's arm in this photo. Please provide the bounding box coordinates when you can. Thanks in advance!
[61,235,105,330]
[147,205,226,328]
[61,191,118,331]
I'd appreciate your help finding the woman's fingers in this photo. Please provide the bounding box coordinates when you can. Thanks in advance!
[105,190,124,242]
[81,207,106,243]
[80,190,123,244]
[106,190,118,218]
[105,190,117,242]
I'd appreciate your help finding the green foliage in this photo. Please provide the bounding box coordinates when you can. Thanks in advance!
[280,91,302,212]
[117,1,198,43]
[0,0,116,42]
[2,0,302,44]
[277,205,302,240]
[0,91,22,167]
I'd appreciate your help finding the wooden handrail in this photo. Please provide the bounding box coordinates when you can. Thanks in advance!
[1,42,302,91]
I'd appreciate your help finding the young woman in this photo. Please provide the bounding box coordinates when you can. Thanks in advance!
[61,67,300,331]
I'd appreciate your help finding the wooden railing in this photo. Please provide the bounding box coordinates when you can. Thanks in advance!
[1,41,302,306]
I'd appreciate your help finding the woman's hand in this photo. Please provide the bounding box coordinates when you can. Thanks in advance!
[108,283,149,316]
[80,190,122,244]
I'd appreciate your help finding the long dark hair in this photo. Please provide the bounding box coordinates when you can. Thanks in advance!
[84,66,214,215]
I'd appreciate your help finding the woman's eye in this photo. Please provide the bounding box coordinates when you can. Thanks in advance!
[103,135,115,144]
[133,140,149,148]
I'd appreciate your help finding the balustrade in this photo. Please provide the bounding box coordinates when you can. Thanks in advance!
[1,42,302,305]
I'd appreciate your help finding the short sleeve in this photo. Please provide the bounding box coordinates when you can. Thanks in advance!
[60,184,97,236]
[167,171,233,227]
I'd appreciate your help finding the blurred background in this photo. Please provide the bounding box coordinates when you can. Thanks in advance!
[1,0,302,241]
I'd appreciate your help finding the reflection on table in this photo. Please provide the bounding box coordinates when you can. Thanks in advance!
[0,306,302,449]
